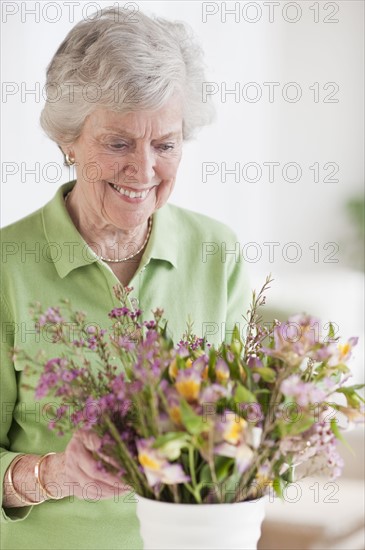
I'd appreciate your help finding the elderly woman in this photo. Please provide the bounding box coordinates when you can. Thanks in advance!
[0,7,249,550]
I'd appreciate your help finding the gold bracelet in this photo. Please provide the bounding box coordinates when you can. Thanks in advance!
[34,452,63,500]
[6,454,43,506]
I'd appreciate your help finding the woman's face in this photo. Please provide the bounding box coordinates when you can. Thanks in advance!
[67,96,183,229]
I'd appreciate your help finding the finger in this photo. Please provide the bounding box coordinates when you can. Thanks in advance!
[75,429,103,453]
[66,434,124,487]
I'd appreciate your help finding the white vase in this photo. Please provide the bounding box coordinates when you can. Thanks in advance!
[136,495,266,550]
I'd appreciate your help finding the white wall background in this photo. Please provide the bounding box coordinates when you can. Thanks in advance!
[1,0,364,378]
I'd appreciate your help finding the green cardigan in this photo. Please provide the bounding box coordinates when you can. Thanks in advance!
[0,181,250,549]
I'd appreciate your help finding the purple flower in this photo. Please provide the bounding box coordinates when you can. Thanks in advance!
[215,411,247,445]
[200,383,230,404]
[116,336,136,352]
[38,307,65,326]
[110,374,127,400]
[326,337,359,367]
[137,438,190,487]
[87,336,98,350]
[44,358,62,372]
[61,370,76,382]
[143,320,156,330]
[35,383,49,399]
[130,309,142,319]
[281,375,326,407]
[247,356,263,370]
[215,358,230,382]
[263,314,322,367]
[108,307,131,319]
[214,440,254,474]
[72,339,86,347]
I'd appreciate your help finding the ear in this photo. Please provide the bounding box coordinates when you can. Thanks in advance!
[58,144,75,166]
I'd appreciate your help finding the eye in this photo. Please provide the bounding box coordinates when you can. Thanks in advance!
[109,143,127,150]
[157,144,175,152]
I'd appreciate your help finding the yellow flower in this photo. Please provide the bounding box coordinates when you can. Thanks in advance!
[175,368,202,402]
[202,365,209,380]
[338,343,350,360]
[255,473,273,487]
[223,417,246,445]
[216,368,229,383]
[168,406,182,426]
[168,359,178,380]
[175,378,201,401]
[138,453,160,471]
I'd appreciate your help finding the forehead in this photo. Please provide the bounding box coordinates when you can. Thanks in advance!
[84,96,184,139]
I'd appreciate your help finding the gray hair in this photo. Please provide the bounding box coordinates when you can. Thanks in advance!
[40,6,214,145]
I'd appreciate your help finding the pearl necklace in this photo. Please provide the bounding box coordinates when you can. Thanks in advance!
[64,191,152,263]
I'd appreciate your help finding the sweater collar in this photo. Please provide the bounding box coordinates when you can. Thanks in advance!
[42,181,178,279]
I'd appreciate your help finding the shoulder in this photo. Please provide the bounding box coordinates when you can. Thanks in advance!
[0,206,44,242]
[162,203,238,242]
[0,182,73,244]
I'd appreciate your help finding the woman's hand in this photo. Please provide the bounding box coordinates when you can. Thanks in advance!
[43,430,129,501]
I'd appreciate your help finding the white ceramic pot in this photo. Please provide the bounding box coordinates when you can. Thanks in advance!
[136,495,266,550]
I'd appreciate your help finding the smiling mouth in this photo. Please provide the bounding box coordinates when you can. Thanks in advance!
[108,182,153,199]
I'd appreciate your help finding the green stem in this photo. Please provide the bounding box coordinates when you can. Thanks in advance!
[188,445,197,487]
[145,384,160,437]
[187,445,202,503]
[103,416,151,496]
[233,447,271,502]
[183,482,202,503]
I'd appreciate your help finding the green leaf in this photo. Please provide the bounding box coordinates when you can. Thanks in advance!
[222,470,242,503]
[208,348,217,380]
[231,325,243,354]
[330,419,355,454]
[176,355,187,370]
[327,322,336,340]
[229,358,243,381]
[197,464,213,485]
[336,385,365,406]
[234,384,257,404]
[278,413,315,436]
[253,367,276,383]
[180,399,207,435]
[282,465,295,483]
[152,432,190,448]
[337,384,365,392]
[273,477,285,499]
[330,363,350,374]
[215,456,234,482]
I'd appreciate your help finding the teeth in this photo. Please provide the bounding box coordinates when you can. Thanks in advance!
[111,183,150,199]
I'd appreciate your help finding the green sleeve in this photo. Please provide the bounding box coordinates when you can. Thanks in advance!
[0,293,34,522]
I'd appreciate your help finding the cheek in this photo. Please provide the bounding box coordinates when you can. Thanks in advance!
[158,156,181,180]
[155,171,178,207]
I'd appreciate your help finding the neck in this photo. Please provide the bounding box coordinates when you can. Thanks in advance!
[65,190,150,262]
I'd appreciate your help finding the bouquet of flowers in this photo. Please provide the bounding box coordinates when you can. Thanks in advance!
[22,277,364,504]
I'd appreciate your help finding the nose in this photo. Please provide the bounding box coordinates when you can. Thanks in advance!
[123,149,155,187]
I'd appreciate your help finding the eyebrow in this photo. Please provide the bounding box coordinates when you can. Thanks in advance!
[101,129,181,141]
